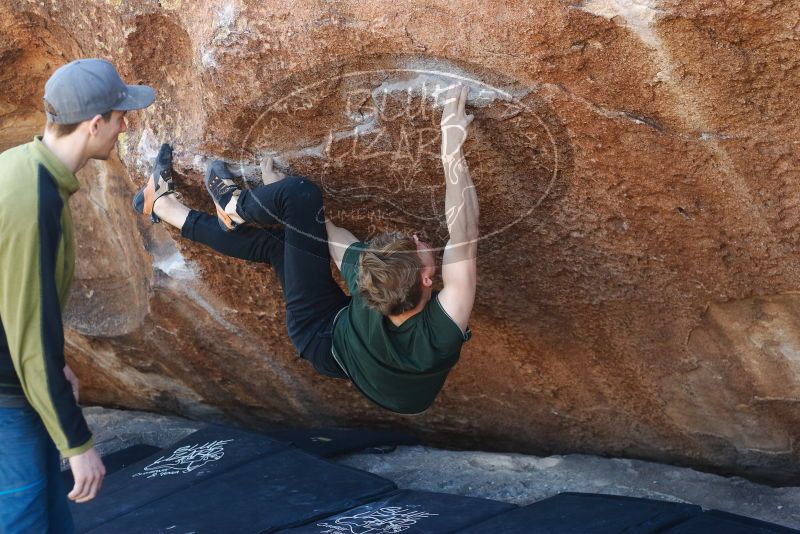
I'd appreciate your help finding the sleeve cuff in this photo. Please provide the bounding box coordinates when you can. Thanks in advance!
[434,294,472,341]
[342,241,365,267]
[60,436,94,458]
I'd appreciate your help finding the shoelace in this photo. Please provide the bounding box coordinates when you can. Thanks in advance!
[209,174,238,197]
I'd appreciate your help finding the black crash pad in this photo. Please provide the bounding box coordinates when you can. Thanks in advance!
[62,444,160,489]
[86,448,396,534]
[72,425,289,532]
[280,489,516,533]
[459,492,702,534]
[262,427,419,457]
[663,509,800,533]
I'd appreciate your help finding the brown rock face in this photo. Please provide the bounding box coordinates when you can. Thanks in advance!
[1,0,798,483]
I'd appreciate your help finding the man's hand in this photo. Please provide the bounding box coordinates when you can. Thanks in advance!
[440,85,474,160]
[64,365,79,403]
[68,447,106,503]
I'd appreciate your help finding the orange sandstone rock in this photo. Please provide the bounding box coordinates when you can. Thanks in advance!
[1,0,798,482]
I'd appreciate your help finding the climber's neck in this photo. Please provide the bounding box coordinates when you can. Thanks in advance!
[387,287,433,327]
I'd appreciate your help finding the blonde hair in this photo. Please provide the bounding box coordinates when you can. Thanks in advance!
[357,232,423,316]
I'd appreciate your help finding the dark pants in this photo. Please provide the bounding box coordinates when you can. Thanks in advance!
[181,176,349,378]
[0,405,74,534]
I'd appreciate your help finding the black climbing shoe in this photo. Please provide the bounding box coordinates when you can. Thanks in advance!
[204,160,241,232]
[133,143,175,223]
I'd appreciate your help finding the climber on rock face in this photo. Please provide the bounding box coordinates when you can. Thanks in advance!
[133,84,478,414]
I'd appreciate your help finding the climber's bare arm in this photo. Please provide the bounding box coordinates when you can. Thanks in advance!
[326,220,358,271]
[437,85,479,333]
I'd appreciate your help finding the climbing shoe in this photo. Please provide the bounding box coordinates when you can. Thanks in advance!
[204,160,242,232]
[133,143,175,223]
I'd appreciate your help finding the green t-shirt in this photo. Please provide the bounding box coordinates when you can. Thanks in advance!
[332,242,471,414]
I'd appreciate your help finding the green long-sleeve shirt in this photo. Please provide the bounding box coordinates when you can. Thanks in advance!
[0,136,93,457]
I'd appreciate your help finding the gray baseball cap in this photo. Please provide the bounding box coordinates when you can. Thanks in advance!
[44,58,155,124]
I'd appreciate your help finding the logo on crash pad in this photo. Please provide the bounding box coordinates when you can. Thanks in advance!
[132,439,233,479]
[317,506,438,533]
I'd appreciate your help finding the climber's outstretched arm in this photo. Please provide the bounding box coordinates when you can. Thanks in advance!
[326,220,358,271]
[437,85,479,334]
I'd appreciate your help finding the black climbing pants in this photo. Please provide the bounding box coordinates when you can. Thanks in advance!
[181,176,350,378]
